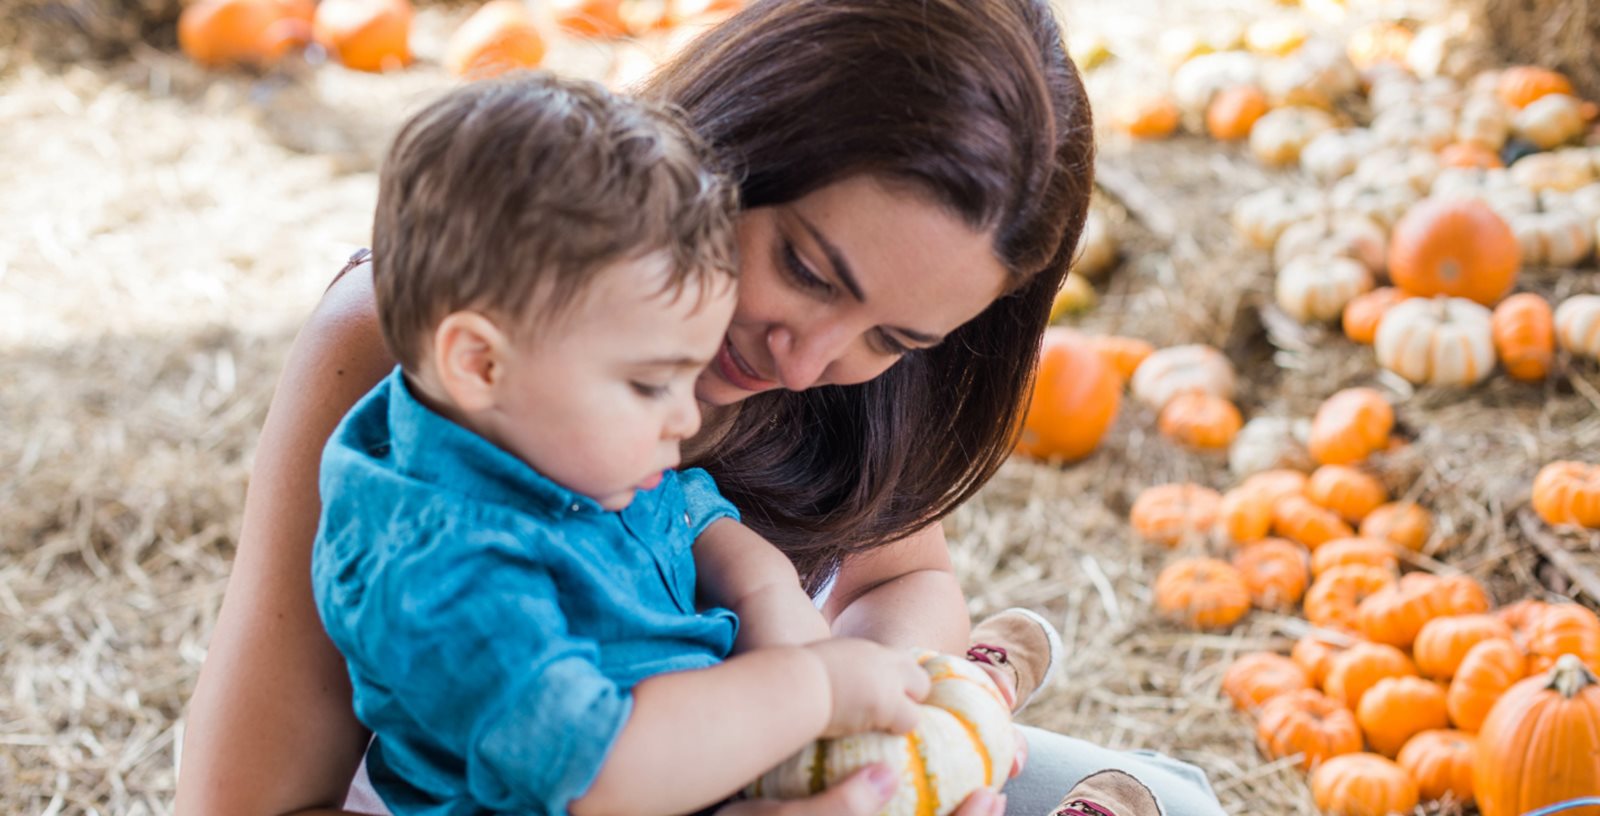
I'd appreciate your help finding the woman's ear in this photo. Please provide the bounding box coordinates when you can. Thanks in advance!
[432,311,510,414]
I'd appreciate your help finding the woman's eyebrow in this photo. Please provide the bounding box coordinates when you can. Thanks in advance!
[794,214,864,302]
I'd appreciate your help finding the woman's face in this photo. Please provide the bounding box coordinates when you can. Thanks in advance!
[695,175,1011,406]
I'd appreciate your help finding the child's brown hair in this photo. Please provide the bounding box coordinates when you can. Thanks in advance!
[372,71,739,373]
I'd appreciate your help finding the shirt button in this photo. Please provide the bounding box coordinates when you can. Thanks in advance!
[571,503,581,512]
[683,512,691,526]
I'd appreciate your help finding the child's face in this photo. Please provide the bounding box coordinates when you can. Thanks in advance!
[482,252,736,511]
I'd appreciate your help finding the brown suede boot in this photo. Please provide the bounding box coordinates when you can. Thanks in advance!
[1050,769,1165,816]
[967,607,1063,713]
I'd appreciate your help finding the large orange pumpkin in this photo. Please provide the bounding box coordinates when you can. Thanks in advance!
[1474,655,1600,816]
[1388,198,1520,307]
[1014,330,1122,462]
[313,0,413,72]
[178,0,315,67]
[444,0,546,79]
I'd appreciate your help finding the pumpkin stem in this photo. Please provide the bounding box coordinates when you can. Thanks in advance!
[1548,653,1599,699]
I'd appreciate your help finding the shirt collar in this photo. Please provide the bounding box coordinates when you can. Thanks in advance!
[381,368,609,517]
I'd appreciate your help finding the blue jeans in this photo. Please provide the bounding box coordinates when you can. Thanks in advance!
[1002,726,1225,816]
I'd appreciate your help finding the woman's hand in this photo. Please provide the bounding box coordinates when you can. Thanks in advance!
[715,763,1011,816]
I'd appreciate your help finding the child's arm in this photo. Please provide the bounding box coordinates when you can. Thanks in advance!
[694,518,830,652]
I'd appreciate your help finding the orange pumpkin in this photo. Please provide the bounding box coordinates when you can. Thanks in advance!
[1231,538,1310,609]
[1305,564,1397,634]
[1474,655,1600,816]
[1497,599,1552,646]
[1431,574,1491,617]
[313,0,412,72]
[1311,537,1398,578]
[1015,331,1123,462]
[1358,583,1439,649]
[1206,85,1270,141]
[553,0,630,37]
[1414,614,1515,680]
[1496,66,1576,109]
[1113,94,1182,139]
[1257,689,1364,770]
[1388,198,1520,307]
[1341,287,1413,346]
[1438,141,1505,169]
[1079,334,1154,381]
[1308,388,1394,466]
[1490,292,1555,381]
[1532,461,1600,529]
[1396,729,1476,804]
[1218,488,1276,545]
[1311,753,1420,816]
[1223,651,1312,711]
[1241,469,1310,505]
[1273,495,1355,549]
[178,0,314,67]
[1359,502,1433,552]
[1131,483,1222,548]
[1306,465,1388,524]
[444,0,546,79]
[1357,676,1450,757]
[1293,633,1350,688]
[1324,641,1418,710]
[1152,557,1252,629]
[1158,392,1243,450]
[1447,637,1527,731]
[1526,603,1600,674]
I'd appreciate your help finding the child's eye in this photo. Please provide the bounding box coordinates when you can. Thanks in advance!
[630,382,670,398]
[780,241,832,295]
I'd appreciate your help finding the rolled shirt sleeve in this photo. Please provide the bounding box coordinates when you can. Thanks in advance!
[676,468,740,539]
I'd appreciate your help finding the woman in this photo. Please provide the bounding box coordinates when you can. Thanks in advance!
[174,2,1225,815]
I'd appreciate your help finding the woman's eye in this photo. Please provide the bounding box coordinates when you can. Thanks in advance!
[630,382,669,399]
[874,329,912,356]
[780,242,832,294]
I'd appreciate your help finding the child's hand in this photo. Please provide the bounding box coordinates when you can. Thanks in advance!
[803,639,930,738]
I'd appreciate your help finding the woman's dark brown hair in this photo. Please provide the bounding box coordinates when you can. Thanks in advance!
[649,0,1095,592]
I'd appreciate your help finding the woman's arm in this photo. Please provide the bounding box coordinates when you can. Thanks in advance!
[820,524,971,654]
[175,263,395,816]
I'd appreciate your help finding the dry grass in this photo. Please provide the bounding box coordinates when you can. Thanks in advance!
[4,0,1600,814]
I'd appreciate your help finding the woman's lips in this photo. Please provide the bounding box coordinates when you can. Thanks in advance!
[714,337,777,391]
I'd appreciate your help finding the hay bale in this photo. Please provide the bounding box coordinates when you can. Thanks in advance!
[1469,0,1600,99]
[0,0,184,65]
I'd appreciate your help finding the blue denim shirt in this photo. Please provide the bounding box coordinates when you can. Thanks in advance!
[312,370,739,815]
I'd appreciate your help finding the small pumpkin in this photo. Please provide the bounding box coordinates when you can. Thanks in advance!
[1388,198,1520,306]
[1497,599,1552,646]
[444,0,546,79]
[1346,21,1414,72]
[312,0,412,72]
[1513,93,1587,150]
[1532,461,1600,529]
[1359,502,1433,552]
[1525,602,1600,674]
[1342,287,1414,346]
[1275,211,1388,272]
[1374,296,1496,386]
[1307,465,1388,524]
[748,651,1014,815]
[1357,676,1450,757]
[1305,564,1397,634]
[1250,106,1338,167]
[1455,95,1513,149]
[1439,140,1504,169]
[1172,51,1264,120]
[1323,641,1418,710]
[1048,273,1097,320]
[1113,94,1181,139]
[1473,654,1600,816]
[1130,344,1237,410]
[1260,41,1359,111]
[1448,637,1528,732]
[1078,334,1153,380]
[1231,538,1310,609]
[1228,417,1314,478]
[1274,494,1355,550]
[1432,574,1491,617]
[1293,633,1350,688]
[1231,187,1326,249]
[1491,292,1555,381]
[1244,17,1307,57]
[1300,128,1378,184]
[1223,651,1312,711]
[1510,151,1596,192]
[1275,256,1375,324]
[1131,484,1223,548]
[1308,388,1394,466]
[1496,66,1575,110]
[553,0,629,37]
[1241,469,1311,505]
[1507,207,1594,268]
[1256,689,1364,770]
[1158,393,1243,450]
[1329,176,1424,232]
[1070,210,1119,280]
[1206,86,1269,141]
[1311,537,1398,578]
[1311,753,1420,816]
[1357,582,1440,649]
[178,0,314,67]
[1395,729,1476,804]
[1372,105,1457,152]
[1152,557,1252,630]
[1413,614,1515,680]
[1555,294,1600,360]
[1217,487,1276,544]
[1014,331,1122,463]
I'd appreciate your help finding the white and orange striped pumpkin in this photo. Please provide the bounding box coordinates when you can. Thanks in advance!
[1375,296,1495,386]
[747,652,1015,816]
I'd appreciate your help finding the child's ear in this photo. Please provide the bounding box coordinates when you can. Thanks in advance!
[432,311,510,414]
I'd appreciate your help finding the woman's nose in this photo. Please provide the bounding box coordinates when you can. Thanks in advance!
[766,324,848,391]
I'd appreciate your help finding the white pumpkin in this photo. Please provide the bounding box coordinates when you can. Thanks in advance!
[1250,106,1338,168]
[1276,255,1375,323]
[1568,184,1600,221]
[1510,151,1597,193]
[1374,296,1496,386]
[1507,202,1594,267]
[1429,167,1538,220]
[1353,148,1440,196]
[1228,416,1314,478]
[1245,17,1308,56]
[1513,94,1587,150]
[1172,51,1262,119]
[748,652,1015,816]
[1300,128,1378,183]
[1372,105,1457,152]
[1555,294,1600,360]
[1454,95,1511,149]
[1232,186,1326,248]
[1071,209,1118,280]
[1328,176,1420,231]
[1260,39,1359,110]
[1273,213,1387,274]
[1131,344,1238,409]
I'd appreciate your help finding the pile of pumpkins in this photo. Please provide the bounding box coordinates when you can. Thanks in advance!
[176,0,737,79]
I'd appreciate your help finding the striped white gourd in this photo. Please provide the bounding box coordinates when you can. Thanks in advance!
[1555,294,1600,359]
[746,652,1015,816]
[1374,296,1495,386]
